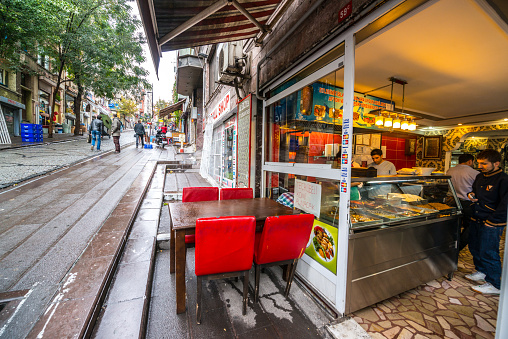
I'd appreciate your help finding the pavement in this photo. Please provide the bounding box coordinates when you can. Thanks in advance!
[0,131,135,189]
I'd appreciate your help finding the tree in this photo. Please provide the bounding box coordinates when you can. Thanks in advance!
[154,98,170,117]
[118,98,138,121]
[2,0,149,137]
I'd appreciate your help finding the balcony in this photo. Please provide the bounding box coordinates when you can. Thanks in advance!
[176,50,203,97]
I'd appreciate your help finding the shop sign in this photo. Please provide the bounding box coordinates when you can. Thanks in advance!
[0,96,25,109]
[295,83,392,130]
[210,91,231,123]
[304,219,338,274]
[294,179,322,218]
[338,1,352,24]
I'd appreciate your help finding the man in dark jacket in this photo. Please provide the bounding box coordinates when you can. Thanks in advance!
[465,149,508,295]
[134,120,145,148]
[90,115,103,151]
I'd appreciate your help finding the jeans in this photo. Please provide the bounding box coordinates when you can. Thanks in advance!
[136,134,144,147]
[91,130,101,150]
[469,219,505,289]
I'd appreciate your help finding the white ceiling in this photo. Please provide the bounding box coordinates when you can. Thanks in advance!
[337,0,508,127]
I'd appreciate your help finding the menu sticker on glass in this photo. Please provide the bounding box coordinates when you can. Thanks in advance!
[294,179,322,218]
[305,219,338,274]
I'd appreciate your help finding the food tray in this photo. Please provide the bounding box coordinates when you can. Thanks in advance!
[350,210,384,230]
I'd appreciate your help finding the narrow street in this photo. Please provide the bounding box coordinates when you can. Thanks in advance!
[0,140,175,338]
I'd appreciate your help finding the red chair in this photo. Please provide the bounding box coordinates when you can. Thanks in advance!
[195,216,256,324]
[182,187,219,244]
[254,214,314,302]
[220,188,253,200]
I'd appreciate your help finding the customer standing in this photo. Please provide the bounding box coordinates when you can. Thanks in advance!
[446,154,479,251]
[90,115,103,151]
[111,114,122,153]
[465,149,508,295]
[134,120,145,148]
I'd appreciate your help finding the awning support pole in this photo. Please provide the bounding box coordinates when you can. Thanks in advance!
[231,0,270,34]
[158,0,228,46]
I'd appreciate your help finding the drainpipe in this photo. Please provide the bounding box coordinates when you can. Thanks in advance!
[255,0,327,100]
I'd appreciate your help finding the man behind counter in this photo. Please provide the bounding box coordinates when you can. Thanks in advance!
[368,149,397,175]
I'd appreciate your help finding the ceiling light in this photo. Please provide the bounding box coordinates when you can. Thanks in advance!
[375,115,384,126]
[401,118,409,130]
[504,118,508,121]
[458,123,462,126]
[393,117,401,129]
[408,120,416,131]
[384,116,393,128]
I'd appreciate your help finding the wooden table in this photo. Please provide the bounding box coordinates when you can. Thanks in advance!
[168,198,296,314]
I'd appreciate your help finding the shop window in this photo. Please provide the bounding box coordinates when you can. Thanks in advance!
[0,68,8,87]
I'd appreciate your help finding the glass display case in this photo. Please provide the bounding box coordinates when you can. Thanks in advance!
[319,176,461,232]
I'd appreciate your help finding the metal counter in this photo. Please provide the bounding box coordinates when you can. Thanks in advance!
[345,215,460,314]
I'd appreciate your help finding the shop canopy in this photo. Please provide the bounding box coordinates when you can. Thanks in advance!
[159,98,187,118]
[137,0,289,75]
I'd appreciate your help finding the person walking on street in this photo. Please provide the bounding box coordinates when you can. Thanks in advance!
[90,115,103,151]
[111,114,122,153]
[134,120,145,148]
[446,154,479,251]
[465,149,508,295]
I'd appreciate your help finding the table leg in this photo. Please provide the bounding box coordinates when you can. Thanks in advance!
[175,229,186,314]
[170,224,175,274]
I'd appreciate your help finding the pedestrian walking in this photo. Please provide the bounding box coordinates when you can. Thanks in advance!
[465,149,508,295]
[90,115,103,151]
[446,153,479,251]
[111,114,122,153]
[134,120,145,148]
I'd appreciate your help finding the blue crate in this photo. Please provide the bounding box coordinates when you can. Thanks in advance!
[22,136,36,142]
[34,125,43,131]
[21,132,36,138]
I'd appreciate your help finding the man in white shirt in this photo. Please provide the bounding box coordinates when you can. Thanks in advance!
[446,154,479,251]
[368,149,397,175]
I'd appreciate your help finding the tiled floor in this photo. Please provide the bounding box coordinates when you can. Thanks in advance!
[352,231,505,339]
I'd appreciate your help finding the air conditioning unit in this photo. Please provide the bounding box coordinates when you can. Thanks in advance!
[218,42,243,83]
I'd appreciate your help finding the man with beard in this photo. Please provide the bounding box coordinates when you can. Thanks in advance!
[465,149,508,295]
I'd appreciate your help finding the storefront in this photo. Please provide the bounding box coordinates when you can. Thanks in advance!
[38,90,51,126]
[65,93,76,128]
[258,0,508,317]
[0,96,25,137]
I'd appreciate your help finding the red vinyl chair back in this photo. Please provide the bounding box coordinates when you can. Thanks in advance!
[182,187,219,203]
[220,188,254,200]
[195,216,256,276]
[255,214,314,265]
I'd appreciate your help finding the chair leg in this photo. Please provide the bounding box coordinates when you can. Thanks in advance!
[254,264,261,303]
[284,259,299,297]
[196,276,202,324]
[242,270,250,315]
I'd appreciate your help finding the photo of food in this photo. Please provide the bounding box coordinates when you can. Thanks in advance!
[314,105,326,120]
[329,107,342,119]
[312,225,335,261]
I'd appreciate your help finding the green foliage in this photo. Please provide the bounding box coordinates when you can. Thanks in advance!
[154,98,170,114]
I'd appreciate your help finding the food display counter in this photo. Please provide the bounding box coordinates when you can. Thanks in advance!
[294,175,461,314]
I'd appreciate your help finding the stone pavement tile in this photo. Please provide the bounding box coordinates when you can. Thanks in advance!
[135,208,160,221]
[140,198,162,209]
[110,201,140,216]
[89,231,124,258]
[186,302,235,339]
[119,237,153,265]
[0,223,42,259]
[100,214,133,233]
[59,255,114,300]
[105,260,151,304]
[26,295,96,339]
[129,220,158,239]
[146,295,190,339]
[91,297,145,339]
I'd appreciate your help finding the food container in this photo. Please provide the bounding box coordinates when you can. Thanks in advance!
[412,167,436,175]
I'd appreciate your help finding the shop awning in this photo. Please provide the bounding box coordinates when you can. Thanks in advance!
[159,98,187,118]
[137,0,289,75]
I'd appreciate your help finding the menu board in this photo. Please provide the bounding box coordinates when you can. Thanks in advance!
[236,95,252,188]
[304,219,338,274]
[296,83,392,129]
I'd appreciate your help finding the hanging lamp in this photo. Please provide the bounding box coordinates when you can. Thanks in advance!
[384,115,393,127]
[401,118,409,130]
[393,116,401,129]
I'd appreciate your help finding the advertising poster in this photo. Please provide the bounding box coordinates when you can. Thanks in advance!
[296,83,392,129]
[305,219,338,275]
